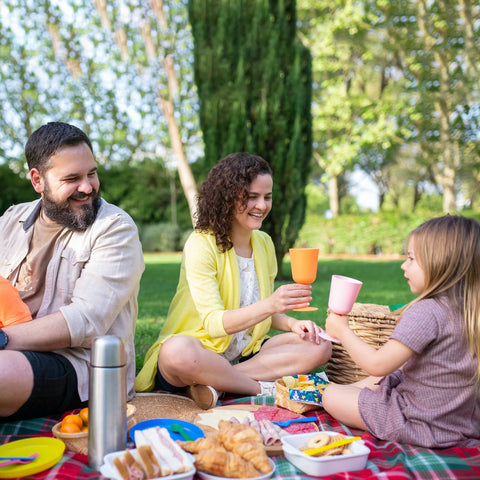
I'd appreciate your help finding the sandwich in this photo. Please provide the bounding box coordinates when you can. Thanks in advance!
[112,426,194,479]
[113,445,163,479]
[137,445,162,478]
[134,426,194,475]
[113,448,147,480]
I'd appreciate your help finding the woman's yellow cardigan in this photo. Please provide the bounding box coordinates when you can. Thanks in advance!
[134,230,277,392]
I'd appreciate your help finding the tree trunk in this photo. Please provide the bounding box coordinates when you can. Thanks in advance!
[412,181,422,212]
[158,97,197,223]
[329,176,339,217]
[378,191,385,210]
[442,169,457,213]
[92,1,198,226]
[169,171,177,226]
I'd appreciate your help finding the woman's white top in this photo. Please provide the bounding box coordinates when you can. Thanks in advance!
[222,254,260,363]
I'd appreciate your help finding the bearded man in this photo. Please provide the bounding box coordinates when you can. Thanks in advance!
[0,122,144,421]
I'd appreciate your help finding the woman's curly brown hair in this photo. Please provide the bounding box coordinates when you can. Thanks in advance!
[195,152,272,252]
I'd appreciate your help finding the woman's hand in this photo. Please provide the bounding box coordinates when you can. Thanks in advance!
[290,319,325,344]
[223,283,311,334]
[325,311,350,341]
[269,283,312,313]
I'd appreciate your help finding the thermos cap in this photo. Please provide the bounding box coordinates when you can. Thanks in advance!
[90,335,126,367]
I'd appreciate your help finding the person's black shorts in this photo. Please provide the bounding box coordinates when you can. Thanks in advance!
[155,368,187,394]
[154,338,270,392]
[2,351,87,422]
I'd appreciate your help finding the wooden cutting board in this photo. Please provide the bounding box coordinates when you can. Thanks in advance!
[193,405,318,456]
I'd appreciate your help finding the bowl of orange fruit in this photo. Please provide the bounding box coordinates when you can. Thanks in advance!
[52,404,136,455]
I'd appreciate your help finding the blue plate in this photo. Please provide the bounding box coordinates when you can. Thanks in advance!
[129,418,204,442]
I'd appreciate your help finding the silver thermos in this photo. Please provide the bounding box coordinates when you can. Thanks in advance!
[88,335,127,470]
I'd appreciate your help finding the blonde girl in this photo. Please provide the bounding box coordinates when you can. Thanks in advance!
[323,215,480,448]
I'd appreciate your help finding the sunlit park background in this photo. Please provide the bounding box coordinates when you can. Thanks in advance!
[1,1,479,369]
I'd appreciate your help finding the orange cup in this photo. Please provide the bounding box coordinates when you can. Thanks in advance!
[289,248,319,284]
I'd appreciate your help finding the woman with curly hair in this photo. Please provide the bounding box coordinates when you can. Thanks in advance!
[135,152,331,409]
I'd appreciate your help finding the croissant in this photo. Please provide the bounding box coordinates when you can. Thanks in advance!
[216,420,271,473]
[177,435,222,454]
[194,447,260,478]
[218,420,263,449]
[230,441,272,473]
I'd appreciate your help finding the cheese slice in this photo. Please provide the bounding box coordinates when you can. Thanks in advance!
[196,409,255,430]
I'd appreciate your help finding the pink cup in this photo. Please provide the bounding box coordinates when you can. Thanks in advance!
[328,275,363,315]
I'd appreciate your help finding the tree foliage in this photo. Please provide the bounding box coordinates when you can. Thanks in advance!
[0,0,200,225]
[98,159,191,227]
[298,0,480,214]
[297,1,410,215]
[1,0,479,225]
[188,0,312,275]
[0,164,37,214]
[378,0,480,212]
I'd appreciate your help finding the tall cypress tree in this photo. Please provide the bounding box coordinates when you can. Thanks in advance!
[188,0,312,276]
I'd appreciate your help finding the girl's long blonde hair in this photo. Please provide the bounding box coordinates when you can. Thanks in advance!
[404,215,480,381]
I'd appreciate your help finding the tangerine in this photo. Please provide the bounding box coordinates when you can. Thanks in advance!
[81,425,88,432]
[79,407,89,426]
[61,414,83,429]
[60,422,81,434]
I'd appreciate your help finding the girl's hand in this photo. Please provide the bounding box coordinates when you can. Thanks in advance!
[325,311,350,341]
[290,319,324,344]
[270,283,312,313]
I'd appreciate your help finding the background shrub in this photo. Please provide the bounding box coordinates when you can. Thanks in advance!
[139,223,183,252]
[296,210,480,255]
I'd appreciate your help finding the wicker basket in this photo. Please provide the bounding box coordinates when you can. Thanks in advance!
[326,303,399,384]
[274,378,319,414]
[52,422,89,455]
[52,403,136,454]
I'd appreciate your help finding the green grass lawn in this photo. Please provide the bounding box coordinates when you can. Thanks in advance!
[135,253,415,372]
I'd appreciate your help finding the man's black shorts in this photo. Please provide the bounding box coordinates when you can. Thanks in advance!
[2,351,87,422]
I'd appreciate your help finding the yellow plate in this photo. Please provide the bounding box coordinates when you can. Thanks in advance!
[0,437,65,478]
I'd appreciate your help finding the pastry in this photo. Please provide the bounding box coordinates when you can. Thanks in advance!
[217,420,271,472]
[306,432,330,449]
[194,447,260,478]
[218,419,263,448]
[231,440,272,473]
[177,436,222,453]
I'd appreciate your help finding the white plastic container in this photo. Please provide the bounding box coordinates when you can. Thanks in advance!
[281,431,370,476]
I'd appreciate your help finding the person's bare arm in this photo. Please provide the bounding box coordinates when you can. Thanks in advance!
[3,311,71,351]
[222,283,312,334]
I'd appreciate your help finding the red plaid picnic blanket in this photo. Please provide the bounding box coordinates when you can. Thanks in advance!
[1,395,480,479]
[224,396,480,480]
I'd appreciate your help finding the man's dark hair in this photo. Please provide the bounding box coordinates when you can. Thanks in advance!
[25,122,93,173]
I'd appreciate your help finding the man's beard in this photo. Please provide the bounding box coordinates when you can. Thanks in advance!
[41,185,101,232]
